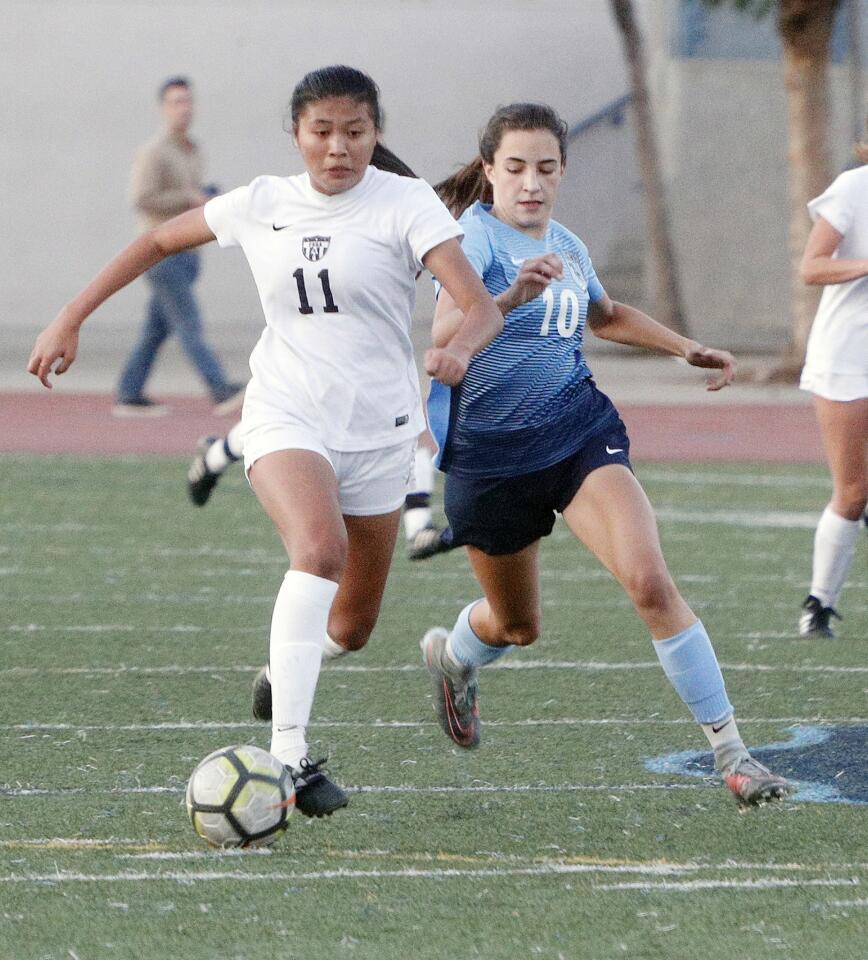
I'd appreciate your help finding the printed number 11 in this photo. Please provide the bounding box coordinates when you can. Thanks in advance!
[293,268,340,315]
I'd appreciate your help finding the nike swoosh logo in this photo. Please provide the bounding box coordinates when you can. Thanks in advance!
[605,446,624,455]
[272,224,291,231]
[711,719,732,734]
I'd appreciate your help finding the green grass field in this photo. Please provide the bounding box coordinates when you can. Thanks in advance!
[1,456,865,960]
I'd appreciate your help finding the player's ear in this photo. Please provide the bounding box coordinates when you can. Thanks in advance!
[482,160,495,186]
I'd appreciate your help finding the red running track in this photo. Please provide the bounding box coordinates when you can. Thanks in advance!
[0,393,824,463]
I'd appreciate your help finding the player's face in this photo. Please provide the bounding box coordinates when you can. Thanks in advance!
[162,86,194,134]
[484,130,564,238]
[295,97,378,196]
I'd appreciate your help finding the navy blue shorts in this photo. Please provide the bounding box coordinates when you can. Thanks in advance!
[443,418,632,556]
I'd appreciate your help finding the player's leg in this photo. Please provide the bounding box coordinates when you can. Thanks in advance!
[187,421,245,506]
[405,433,454,560]
[248,448,348,816]
[801,396,868,637]
[562,463,790,808]
[421,539,541,748]
[113,281,171,415]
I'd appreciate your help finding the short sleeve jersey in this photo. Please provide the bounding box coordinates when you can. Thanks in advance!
[204,166,462,451]
[803,165,868,378]
[428,202,614,477]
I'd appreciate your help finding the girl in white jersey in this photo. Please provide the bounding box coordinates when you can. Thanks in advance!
[28,65,504,818]
[797,142,868,638]
[418,103,790,809]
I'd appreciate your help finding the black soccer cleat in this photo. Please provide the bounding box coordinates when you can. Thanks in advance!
[187,435,221,506]
[799,594,841,639]
[407,525,454,561]
[288,757,350,818]
[252,665,272,721]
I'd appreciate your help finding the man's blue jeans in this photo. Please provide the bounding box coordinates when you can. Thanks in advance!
[117,251,231,402]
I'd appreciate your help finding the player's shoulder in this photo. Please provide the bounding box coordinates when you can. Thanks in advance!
[827,164,868,197]
[237,174,303,220]
[367,167,440,204]
[549,218,588,254]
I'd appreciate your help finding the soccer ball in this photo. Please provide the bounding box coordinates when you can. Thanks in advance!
[185,745,294,848]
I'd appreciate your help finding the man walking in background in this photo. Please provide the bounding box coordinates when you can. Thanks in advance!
[114,76,244,417]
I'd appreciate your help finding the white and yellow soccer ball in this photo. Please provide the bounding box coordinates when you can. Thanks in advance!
[185,745,294,848]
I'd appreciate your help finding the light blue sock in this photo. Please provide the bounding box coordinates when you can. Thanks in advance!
[446,601,512,668]
[653,620,733,725]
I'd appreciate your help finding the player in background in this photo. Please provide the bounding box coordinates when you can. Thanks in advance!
[187,425,451,560]
[28,65,503,818]
[419,102,790,809]
[797,140,868,638]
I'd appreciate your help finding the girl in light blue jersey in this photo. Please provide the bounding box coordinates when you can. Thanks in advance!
[420,103,789,809]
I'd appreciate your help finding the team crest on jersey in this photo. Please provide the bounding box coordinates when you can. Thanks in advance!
[563,251,588,292]
[302,236,330,261]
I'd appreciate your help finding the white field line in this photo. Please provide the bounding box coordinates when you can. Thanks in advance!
[0,783,716,799]
[0,869,861,887]
[2,842,864,879]
[636,469,829,489]
[3,716,865,734]
[823,898,868,909]
[593,878,861,893]
[1,660,866,678]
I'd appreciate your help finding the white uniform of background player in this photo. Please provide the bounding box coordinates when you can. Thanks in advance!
[798,160,868,637]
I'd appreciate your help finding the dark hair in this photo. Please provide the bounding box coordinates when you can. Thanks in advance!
[284,65,418,179]
[286,65,382,131]
[158,75,191,101]
[435,102,568,217]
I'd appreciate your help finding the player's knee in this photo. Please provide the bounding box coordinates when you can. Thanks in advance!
[329,613,377,651]
[288,534,348,582]
[624,568,678,614]
[499,618,540,647]
[833,483,868,520]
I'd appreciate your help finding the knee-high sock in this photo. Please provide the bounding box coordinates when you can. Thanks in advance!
[403,446,435,540]
[205,421,244,473]
[810,506,861,608]
[653,620,733,725]
[269,570,338,769]
[446,600,512,668]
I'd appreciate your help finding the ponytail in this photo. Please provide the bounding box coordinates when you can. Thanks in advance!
[370,142,418,178]
[434,157,492,218]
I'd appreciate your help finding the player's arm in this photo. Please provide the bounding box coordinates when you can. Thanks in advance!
[431,252,564,347]
[28,209,215,388]
[421,238,504,386]
[588,294,735,392]
[800,215,868,285]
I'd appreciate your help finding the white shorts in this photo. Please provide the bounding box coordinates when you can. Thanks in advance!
[241,390,415,517]
[799,369,868,402]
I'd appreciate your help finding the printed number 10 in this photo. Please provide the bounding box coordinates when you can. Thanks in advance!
[539,288,579,337]
[293,268,340,315]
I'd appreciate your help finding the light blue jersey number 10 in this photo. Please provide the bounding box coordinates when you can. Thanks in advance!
[539,288,580,337]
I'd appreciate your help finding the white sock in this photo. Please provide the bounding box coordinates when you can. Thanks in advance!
[810,506,861,607]
[403,447,435,540]
[322,633,348,660]
[269,570,339,769]
[204,423,244,473]
[700,714,748,774]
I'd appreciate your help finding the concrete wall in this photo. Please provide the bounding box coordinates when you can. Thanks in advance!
[648,1,867,351]
[1,0,642,391]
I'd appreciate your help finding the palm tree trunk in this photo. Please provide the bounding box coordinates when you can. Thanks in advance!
[610,0,690,336]
[776,0,838,373]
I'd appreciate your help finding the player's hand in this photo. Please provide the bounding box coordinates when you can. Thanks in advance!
[27,315,80,389]
[425,346,469,387]
[684,344,736,391]
[503,254,564,310]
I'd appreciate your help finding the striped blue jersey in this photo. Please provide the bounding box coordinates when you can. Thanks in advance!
[429,202,616,477]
